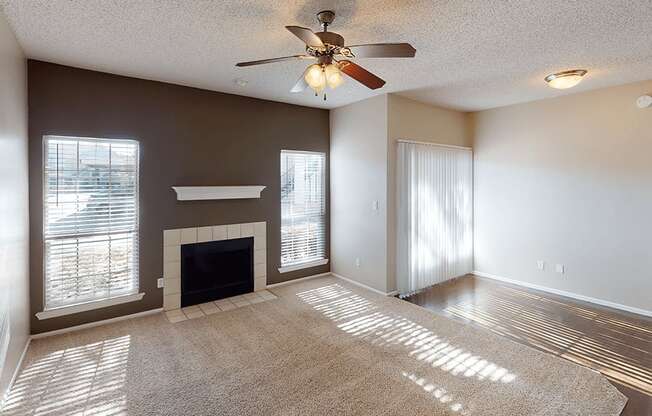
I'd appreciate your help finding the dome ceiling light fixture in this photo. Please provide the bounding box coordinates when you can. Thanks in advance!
[236,10,416,101]
[545,69,588,89]
[636,95,652,109]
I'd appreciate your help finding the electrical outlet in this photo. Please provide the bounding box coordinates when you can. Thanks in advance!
[555,264,565,274]
[355,257,361,268]
[537,260,545,271]
[157,278,164,288]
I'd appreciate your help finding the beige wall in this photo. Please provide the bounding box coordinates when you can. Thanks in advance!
[332,86,650,313]
[330,95,389,293]
[330,94,471,293]
[388,94,472,148]
[473,80,652,312]
[386,94,471,291]
[0,11,30,401]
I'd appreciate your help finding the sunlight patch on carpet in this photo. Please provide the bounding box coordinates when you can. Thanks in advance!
[2,335,130,416]
[297,284,517,392]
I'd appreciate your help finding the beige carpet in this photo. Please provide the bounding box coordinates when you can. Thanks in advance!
[2,276,626,415]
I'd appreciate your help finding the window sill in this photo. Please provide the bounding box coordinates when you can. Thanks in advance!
[36,292,145,320]
[278,259,329,274]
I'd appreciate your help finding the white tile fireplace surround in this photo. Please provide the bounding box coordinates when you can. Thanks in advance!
[162,222,267,311]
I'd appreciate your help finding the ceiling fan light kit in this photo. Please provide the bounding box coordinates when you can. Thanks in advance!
[304,63,344,98]
[236,10,416,100]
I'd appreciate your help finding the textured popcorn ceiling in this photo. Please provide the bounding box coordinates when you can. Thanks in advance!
[1,0,651,111]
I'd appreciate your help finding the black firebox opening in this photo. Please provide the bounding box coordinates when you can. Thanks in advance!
[181,237,253,307]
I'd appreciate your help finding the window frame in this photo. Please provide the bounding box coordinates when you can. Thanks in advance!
[37,135,143,320]
[278,149,328,273]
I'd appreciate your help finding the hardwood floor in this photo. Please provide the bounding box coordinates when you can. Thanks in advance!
[403,274,651,416]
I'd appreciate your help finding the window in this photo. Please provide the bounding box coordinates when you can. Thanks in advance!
[280,150,327,272]
[43,136,140,312]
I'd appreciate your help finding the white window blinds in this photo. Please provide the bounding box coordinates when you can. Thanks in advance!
[43,136,139,310]
[280,150,326,269]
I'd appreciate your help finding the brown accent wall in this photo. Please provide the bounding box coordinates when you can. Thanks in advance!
[28,60,330,334]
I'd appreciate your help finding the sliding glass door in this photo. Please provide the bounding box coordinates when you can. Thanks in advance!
[396,141,473,295]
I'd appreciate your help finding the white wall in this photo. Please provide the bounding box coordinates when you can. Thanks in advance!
[330,95,389,293]
[386,94,471,291]
[0,10,30,402]
[473,80,652,313]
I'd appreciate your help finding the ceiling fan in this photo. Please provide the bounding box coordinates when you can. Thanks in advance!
[236,10,416,100]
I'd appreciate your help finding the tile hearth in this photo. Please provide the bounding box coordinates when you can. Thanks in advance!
[163,221,267,311]
[164,290,278,323]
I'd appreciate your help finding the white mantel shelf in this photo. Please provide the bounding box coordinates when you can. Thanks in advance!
[172,186,266,201]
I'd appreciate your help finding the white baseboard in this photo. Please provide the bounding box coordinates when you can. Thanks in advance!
[266,272,332,289]
[473,271,652,318]
[331,273,399,297]
[31,307,164,340]
[267,272,400,297]
[1,337,31,410]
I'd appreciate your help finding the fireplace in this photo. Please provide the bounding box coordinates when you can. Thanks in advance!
[162,222,267,311]
[181,237,253,307]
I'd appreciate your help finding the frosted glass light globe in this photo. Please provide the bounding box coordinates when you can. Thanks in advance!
[305,64,326,92]
[324,64,344,89]
[545,70,587,89]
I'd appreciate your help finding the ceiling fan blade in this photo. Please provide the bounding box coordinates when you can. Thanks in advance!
[285,26,325,48]
[338,60,386,90]
[291,68,309,93]
[236,55,313,67]
[345,43,416,58]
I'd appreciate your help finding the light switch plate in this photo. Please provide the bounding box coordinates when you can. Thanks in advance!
[157,278,164,288]
[555,264,565,274]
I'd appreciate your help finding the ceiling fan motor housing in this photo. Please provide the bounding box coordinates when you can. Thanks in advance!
[307,32,345,58]
[314,10,343,53]
[316,32,344,47]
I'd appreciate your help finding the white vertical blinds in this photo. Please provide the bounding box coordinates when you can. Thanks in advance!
[43,136,139,310]
[280,150,326,268]
[396,141,473,295]
[0,291,9,377]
